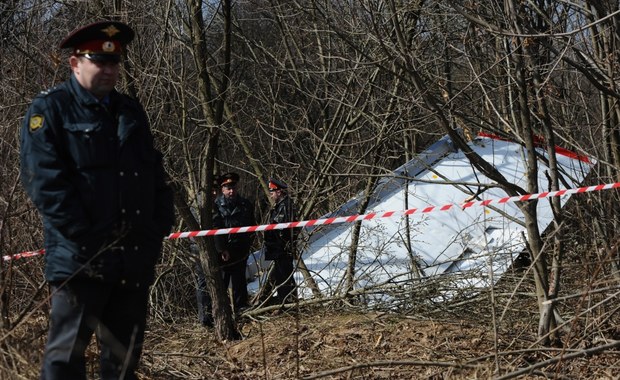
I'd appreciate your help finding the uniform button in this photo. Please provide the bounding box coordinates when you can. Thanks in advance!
[135,209,141,215]
[81,246,87,251]
[134,172,139,176]
[134,246,139,251]
[119,171,124,176]
[121,209,126,214]
[120,246,125,251]
[121,279,126,285]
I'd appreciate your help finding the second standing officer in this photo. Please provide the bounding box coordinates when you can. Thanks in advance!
[263,178,298,304]
[213,172,256,312]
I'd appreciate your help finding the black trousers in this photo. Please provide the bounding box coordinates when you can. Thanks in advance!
[195,262,213,326]
[40,279,149,380]
[268,256,297,303]
[195,258,248,322]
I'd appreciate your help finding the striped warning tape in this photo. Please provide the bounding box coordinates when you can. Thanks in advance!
[5,182,620,262]
[3,249,46,262]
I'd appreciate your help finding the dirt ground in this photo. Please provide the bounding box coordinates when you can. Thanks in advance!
[4,252,620,379]
[4,290,620,379]
[137,303,620,380]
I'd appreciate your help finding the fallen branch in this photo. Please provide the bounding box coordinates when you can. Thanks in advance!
[495,340,620,380]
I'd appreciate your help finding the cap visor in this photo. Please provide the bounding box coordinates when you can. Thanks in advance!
[83,53,121,63]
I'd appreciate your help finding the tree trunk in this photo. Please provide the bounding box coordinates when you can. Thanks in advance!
[185,0,239,341]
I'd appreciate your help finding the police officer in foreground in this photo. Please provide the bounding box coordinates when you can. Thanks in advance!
[212,172,255,313]
[263,178,298,304]
[20,21,174,379]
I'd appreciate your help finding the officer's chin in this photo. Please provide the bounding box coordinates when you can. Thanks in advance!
[91,85,116,99]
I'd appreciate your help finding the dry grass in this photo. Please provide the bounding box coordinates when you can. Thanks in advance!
[2,235,620,379]
[2,284,620,379]
[138,300,620,379]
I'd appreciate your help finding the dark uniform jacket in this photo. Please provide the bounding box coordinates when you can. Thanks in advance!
[20,75,175,287]
[213,194,255,271]
[264,195,297,260]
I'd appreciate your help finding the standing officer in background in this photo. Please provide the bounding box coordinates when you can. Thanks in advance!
[20,21,174,380]
[263,178,298,304]
[213,172,255,313]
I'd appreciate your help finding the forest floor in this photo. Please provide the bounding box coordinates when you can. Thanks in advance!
[137,300,620,379]
[5,258,620,379]
[5,290,620,379]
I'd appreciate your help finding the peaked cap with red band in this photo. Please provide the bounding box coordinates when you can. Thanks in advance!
[219,172,240,187]
[268,178,288,190]
[59,21,134,56]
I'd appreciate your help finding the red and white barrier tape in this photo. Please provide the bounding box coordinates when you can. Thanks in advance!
[3,249,46,262]
[5,182,620,262]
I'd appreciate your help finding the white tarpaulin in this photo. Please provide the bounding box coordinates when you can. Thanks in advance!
[248,133,594,301]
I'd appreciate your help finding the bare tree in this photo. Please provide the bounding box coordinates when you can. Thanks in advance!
[2,3,620,375]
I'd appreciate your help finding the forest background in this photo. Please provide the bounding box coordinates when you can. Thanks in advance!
[1,0,620,379]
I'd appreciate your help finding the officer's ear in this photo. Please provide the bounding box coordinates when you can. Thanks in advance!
[69,55,81,72]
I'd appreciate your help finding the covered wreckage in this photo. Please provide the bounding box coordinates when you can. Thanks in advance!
[247,133,594,302]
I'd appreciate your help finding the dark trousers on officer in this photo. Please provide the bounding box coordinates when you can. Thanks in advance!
[222,264,249,311]
[195,258,248,324]
[195,262,213,326]
[40,279,149,380]
[269,255,297,303]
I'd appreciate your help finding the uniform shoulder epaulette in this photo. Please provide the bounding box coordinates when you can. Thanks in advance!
[36,84,66,99]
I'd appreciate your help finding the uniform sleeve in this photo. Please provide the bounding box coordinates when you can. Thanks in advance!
[282,200,298,248]
[128,98,175,238]
[19,96,91,238]
[152,149,175,237]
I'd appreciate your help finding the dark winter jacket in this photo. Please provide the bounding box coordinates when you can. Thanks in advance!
[20,75,175,286]
[212,194,255,270]
[264,194,297,260]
